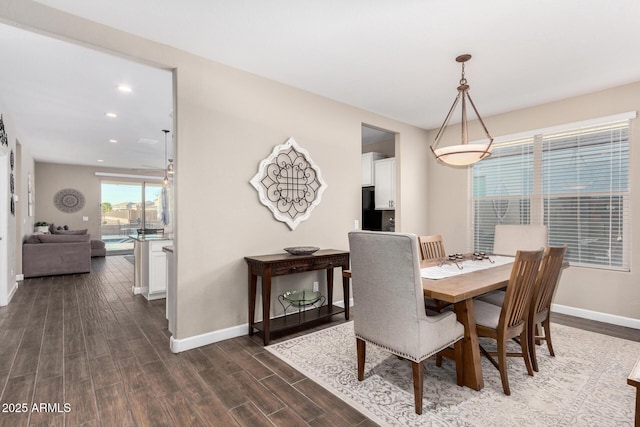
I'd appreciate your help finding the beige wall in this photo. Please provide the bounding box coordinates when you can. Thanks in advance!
[34,162,164,237]
[0,1,430,340]
[427,82,640,320]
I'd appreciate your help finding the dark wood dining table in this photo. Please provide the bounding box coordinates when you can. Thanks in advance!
[421,259,514,391]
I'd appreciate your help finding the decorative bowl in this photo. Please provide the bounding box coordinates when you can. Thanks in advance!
[284,246,320,256]
[281,289,322,307]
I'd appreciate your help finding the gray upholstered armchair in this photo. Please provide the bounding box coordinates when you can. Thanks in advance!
[348,231,465,414]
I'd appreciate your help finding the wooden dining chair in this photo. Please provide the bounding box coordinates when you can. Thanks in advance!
[418,235,451,313]
[528,245,567,372]
[418,235,446,261]
[348,231,465,414]
[472,249,544,395]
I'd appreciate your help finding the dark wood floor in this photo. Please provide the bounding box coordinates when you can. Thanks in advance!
[0,256,638,426]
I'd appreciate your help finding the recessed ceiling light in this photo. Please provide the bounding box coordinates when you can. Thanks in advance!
[97,159,104,163]
[105,112,118,118]
[108,139,118,143]
[117,84,132,93]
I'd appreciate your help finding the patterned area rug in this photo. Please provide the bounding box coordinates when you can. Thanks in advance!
[267,321,638,426]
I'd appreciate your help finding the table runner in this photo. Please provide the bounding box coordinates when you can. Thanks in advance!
[420,255,514,279]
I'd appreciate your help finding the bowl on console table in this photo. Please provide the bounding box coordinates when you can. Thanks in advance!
[284,246,320,256]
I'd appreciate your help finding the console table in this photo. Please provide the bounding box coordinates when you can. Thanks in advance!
[245,249,350,345]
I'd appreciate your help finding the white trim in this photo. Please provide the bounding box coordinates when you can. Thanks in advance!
[473,111,637,145]
[15,274,23,281]
[132,286,143,295]
[551,303,640,330]
[169,298,352,353]
[6,281,18,305]
[95,172,163,181]
[170,323,247,353]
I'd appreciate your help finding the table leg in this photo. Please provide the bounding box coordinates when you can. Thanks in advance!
[342,269,350,320]
[326,268,334,308]
[248,270,257,336]
[454,299,484,391]
[262,271,272,346]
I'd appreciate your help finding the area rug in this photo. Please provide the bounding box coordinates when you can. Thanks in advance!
[266,321,638,426]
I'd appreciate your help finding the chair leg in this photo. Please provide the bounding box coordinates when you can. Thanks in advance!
[497,339,510,396]
[411,361,423,415]
[543,318,555,357]
[528,321,539,373]
[357,338,366,381]
[520,330,534,377]
[435,354,442,367]
[453,339,464,386]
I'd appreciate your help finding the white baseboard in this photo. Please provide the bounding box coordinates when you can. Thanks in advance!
[552,303,640,330]
[170,323,248,353]
[132,286,142,295]
[170,298,352,353]
[7,281,18,304]
[15,274,24,281]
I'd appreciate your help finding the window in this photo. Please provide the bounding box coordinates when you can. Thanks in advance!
[472,114,632,271]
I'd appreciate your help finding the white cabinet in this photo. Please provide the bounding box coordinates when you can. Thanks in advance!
[132,237,173,301]
[374,157,395,210]
[361,152,386,186]
[148,240,169,298]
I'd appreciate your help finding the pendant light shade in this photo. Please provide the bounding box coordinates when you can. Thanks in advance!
[430,54,493,166]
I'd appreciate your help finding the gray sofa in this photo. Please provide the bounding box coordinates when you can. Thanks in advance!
[23,234,91,278]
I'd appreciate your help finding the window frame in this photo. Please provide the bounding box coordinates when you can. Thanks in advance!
[470,112,635,271]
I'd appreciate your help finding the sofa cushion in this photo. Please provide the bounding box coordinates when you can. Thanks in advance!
[55,229,88,235]
[36,234,90,243]
[25,235,40,244]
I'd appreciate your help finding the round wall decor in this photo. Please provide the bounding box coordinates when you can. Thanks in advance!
[53,188,85,213]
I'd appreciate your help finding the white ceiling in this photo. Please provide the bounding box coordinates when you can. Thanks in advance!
[4,0,640,168]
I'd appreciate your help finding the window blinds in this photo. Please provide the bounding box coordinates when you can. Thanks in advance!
[472,119,631,271]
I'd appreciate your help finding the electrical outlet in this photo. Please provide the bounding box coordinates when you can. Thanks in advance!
[313,281,319,292]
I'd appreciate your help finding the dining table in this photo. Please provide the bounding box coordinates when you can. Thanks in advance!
[421,255,515,391]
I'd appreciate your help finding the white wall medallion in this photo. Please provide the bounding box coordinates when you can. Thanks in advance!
[250,137,327,230]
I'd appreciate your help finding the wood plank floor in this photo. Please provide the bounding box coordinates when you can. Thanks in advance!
[0,255,638,426]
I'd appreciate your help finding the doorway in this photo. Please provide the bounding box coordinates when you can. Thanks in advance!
[361,124,397,232]
[101,180,166,254]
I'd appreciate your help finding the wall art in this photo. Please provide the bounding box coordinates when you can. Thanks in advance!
[250,137,327,230]
[9,149,14,216]
[0,115,7,147]
[53,188,85,213]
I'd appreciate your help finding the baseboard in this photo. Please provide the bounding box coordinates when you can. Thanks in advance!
[7,281,18,304]
[15,274,24,281]
[170,323,247,353]
[170,298,352,353]
[551,303,640,330]
[132,286,142,295]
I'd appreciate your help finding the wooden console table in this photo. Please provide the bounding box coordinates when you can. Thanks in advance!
[245,249,350,345]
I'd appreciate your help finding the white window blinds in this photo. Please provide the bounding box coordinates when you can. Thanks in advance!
[472,117,631,271]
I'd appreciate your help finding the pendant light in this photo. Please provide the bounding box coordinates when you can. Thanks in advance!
[162,130,170,188]
[430,54,493,166]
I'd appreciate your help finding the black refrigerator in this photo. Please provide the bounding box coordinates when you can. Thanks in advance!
[362,187,383,231]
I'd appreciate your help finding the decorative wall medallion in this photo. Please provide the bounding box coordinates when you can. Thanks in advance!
[53,188,86,213]
[0,115,7,147]
[250,137,327,230]
[9,148,14,216]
